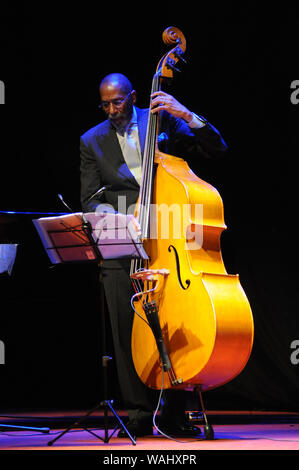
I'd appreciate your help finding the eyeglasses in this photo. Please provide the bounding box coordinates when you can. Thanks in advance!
[98,92,132,111]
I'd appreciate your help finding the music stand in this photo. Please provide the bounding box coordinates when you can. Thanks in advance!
[33,211,148,445]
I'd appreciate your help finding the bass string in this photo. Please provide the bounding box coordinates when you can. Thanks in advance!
[139,72,160,238]
[130,73,161,281]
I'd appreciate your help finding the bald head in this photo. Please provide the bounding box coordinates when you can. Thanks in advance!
[99,73,133,96]
[99,73,136,130]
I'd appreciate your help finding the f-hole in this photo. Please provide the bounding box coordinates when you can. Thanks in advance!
[168,245,190,290]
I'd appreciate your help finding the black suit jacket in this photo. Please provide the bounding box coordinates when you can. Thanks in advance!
[80,107,227,213]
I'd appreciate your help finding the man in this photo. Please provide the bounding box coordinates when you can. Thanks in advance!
[80,73,227,438]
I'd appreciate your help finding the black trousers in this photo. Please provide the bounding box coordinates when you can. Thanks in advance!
[102,261,191,424]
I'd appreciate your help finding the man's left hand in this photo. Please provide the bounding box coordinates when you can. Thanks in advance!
[150,91,193,123]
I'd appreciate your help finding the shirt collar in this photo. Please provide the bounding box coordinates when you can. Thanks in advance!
[123,106,138,135]
[111,106,137,136]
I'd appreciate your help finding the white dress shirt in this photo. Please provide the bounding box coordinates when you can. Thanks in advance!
[116,107,205,186]
[116,107,142,185]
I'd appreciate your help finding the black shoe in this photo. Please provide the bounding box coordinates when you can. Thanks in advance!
[117,419,153,439]
[158,421,202,437]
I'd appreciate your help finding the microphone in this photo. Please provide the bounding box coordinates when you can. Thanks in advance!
[57,193,74,213]
[86,185,112,204]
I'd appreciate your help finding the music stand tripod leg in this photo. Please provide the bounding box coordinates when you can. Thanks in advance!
[47,402,103,446]
[47,263,136,446]
[102,399,136,444]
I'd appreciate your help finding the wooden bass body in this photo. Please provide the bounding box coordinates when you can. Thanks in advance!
[131,151,254,391]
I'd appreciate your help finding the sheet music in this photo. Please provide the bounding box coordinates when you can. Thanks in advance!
[33,212,147,264]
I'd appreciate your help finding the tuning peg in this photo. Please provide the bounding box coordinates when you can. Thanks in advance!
[167,64,181,73]
[170,64,181,73]
[166,58,181,73]
[174,46,187,63]
[174,52,186,64]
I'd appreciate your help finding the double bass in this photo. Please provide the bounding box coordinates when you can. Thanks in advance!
[130,27,254,435]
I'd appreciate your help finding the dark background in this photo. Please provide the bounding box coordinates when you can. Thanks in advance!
[0,3,298,413]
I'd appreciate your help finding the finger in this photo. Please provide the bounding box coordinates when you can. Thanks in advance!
[150,101,168,113]
[151,105,168,114]
[151,91,167,98]
[151,92,170,104]
[150,101,166,112]
[150,97,166,108]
